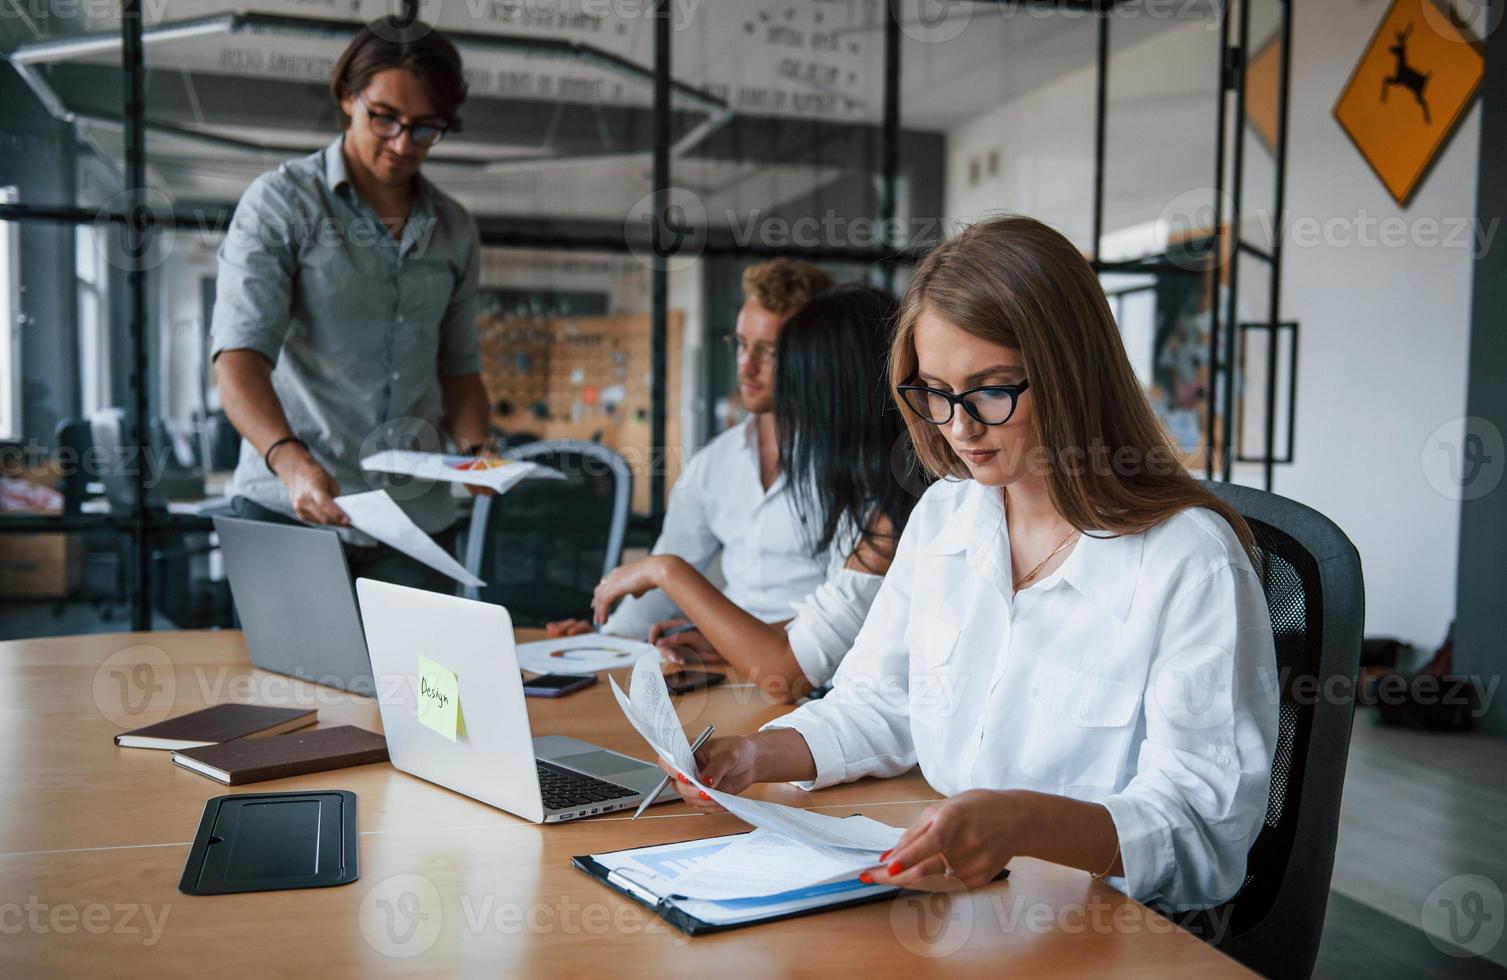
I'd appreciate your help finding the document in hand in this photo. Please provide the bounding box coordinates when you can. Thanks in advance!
[608,655,904,859]
[334,490,483,587]
[360,450,562,493]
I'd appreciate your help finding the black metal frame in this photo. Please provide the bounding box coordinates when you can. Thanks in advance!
[1235,319,1299,466]
[0,0,1292,630]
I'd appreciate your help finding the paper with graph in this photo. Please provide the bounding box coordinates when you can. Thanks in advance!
[608,654,903,859]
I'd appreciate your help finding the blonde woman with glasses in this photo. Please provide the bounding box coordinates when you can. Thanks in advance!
[656,216,1278,913]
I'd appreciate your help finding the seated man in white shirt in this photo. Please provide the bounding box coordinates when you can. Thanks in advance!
[546,258,834,654]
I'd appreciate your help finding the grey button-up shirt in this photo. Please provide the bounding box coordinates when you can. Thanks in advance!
[210,135,482,537]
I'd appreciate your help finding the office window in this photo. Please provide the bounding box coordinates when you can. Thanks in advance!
[0,186,18,441]
[75,223,110,418]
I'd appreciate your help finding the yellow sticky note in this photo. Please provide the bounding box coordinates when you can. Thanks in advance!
[417,655,461,742]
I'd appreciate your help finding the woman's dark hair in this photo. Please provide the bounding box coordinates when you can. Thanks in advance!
[330,20,468,129]
[774,284,918,569]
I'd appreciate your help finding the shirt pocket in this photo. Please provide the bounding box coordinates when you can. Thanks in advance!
[1015,659,1142,790]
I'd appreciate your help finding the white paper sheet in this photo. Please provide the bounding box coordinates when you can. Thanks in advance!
[360,449,563,493]
[609,655,904,857]
[515,633,655,675]
[659,828,875,900]
[334,490,484,587]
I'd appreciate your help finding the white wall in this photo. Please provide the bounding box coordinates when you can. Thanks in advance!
[1231,0,1479,649]
[943,1,1480,648]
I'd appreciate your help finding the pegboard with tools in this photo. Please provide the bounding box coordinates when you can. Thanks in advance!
[477,312,684,515]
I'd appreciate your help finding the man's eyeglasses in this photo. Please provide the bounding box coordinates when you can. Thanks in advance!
[896,379,1031,426]
[359,94,450,147]
[723,334,776,365]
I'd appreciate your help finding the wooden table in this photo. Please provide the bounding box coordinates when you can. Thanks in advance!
[0,630,1251,977]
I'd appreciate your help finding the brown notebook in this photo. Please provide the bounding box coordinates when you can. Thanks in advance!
[172,725,389,785]
[114,703,317,750]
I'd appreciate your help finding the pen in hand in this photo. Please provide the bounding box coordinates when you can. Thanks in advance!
[632,724,715,820]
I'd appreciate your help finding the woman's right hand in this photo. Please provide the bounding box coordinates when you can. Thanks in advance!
[656,735,762,813]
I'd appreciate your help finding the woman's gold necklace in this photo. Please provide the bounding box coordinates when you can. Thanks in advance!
[1011,526,1080,597]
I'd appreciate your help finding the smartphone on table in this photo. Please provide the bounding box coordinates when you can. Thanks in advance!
[522,673,597,698]
[663,669,726,695]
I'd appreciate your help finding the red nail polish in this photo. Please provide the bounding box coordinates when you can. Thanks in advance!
[706,777,715,786]
[675,773,686,783]
[859,871,873,885]
[880,849,892,861]
[698,791,711,801]
[888,862,905,876]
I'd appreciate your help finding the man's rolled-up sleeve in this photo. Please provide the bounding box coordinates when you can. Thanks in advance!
[209,172,298,366]
[438,213,482,378]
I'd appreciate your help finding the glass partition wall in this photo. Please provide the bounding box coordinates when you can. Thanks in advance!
[0,0,1290,635]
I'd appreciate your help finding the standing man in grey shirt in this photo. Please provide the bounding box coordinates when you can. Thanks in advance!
[211,19,491,591]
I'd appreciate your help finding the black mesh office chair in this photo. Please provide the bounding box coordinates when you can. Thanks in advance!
[1170,482,1365,978]
[462,441,630,627]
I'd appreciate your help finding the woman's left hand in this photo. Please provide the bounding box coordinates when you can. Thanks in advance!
[591,556,685,625]
[864,789,1036,891]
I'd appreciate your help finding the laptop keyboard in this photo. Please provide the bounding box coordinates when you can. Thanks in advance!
[536,759,638,812]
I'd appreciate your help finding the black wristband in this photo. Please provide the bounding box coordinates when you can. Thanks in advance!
[264,436,308,477]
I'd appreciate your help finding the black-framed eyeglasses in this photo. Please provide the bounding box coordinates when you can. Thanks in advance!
[359,94,450,147]
[722,333,776,365]
[896,379,1030,426]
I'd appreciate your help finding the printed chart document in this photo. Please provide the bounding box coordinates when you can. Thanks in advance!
[514,633,655,675]
[334,490,484,587]
[588,832,897,929]
[609,655,904,858]
[661,827,878,900]
[360,450,561,494]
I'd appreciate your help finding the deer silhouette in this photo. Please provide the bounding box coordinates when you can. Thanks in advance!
[1382,23,1432,124]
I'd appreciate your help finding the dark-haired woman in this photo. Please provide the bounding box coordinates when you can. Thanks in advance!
[658,217,1279,913]
[589,285,917,703]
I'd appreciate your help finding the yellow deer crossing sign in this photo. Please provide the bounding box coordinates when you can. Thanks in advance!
[1333,0,1484,207]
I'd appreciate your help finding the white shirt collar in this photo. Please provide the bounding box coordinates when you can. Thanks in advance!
[924,480,1143,621]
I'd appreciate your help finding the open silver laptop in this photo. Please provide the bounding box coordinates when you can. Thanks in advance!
[214,515,377,696]
[355,578,671,823]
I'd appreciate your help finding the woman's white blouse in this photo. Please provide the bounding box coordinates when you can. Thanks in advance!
[784,519,885,687]
[764,478,1279,911]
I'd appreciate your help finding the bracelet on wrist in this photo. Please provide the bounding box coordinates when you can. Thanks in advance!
[264,436,308,477]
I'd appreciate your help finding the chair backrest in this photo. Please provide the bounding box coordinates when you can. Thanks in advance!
[1178,481,1365,978]
[53,417,93,516]
[462,441,631,627]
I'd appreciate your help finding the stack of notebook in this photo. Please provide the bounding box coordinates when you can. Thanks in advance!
[114,704,388,785]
